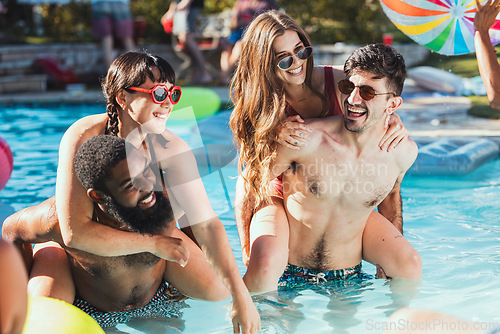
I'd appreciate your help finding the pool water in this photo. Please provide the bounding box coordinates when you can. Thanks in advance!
[0,105,499,333]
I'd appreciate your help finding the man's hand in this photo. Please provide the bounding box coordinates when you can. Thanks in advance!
[151,235,189,267]
[231,292,261,334]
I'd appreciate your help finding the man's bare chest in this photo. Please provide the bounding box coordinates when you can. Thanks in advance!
[68,250,162,279]
[283,157,397,209]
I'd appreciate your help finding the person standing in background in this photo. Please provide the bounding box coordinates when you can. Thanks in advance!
[161,0,212,85]
[91,0,136,69]
[219,0,278,83]
[474,0,500,110]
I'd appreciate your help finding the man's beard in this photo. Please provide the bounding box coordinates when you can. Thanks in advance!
[102,191,174,235]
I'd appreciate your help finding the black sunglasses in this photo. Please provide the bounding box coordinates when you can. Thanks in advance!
[338,78,395,101]
[276,46,313,70]
[127,84,182,104]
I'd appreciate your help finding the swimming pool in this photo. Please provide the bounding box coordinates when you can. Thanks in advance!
[0,104,499,333]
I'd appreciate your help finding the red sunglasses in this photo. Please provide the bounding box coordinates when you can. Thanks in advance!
[127,84,182,104]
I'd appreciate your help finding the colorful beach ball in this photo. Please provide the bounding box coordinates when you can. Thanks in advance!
[380,0,500,55]
[0,136,13,190]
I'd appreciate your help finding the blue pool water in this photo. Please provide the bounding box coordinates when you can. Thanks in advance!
[0,104,499,333]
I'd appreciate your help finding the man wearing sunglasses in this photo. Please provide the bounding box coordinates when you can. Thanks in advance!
[268,43,421,287]
[2,135,230,328]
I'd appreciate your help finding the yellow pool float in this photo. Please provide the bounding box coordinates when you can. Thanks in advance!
[23,296,104,334]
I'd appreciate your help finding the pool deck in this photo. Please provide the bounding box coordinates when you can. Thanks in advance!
[399,95,500,145]
[1,86,500,146]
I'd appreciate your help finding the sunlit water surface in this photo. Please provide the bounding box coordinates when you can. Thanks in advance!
[0,105,499,334]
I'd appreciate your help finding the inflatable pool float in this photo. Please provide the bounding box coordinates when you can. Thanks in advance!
[0,136,13,190]
[23,296,104,333]
[170,87,221,121]
[408,66,465,95]
[409,138,499,175]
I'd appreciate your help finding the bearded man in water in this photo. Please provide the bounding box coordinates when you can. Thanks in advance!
[2,135,229,327]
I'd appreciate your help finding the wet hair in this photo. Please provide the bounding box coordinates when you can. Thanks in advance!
[344,43,406,96]
[74,135,129,191]
[101,51,176,136]
[230,10,326,211]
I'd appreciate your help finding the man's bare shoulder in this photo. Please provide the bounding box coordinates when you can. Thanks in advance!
[304,115,343,129]
[392,137,418,172]
[304,116,344,140]
[290,116,345,156]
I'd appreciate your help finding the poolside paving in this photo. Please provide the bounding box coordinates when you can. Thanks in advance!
[400,95,500,145]
[1,86,499,146]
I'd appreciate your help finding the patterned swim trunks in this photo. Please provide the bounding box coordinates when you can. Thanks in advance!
[278,263,362,289]
[73,281,188,328]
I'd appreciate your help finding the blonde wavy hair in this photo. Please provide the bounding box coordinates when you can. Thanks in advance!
[230,10,326,211]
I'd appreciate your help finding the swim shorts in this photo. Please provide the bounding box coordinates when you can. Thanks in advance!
[278,263,362,288]
[91,1,133,39]
[73,281,188,328]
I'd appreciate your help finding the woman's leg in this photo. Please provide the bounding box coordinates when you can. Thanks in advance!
[235,176,289,293]
[164,227,230,301]
[28,241,75,303]
[362,211,422,279]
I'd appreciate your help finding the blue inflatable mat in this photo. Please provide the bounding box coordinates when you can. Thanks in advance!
[410,138,499,175]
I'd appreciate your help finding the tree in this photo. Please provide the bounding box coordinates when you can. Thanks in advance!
[276,0,395,45]
[0,0,397,45]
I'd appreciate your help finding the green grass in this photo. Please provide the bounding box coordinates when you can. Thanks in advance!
[467,95,500,119]
[416,46,500,78]
[416,52,480,77]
